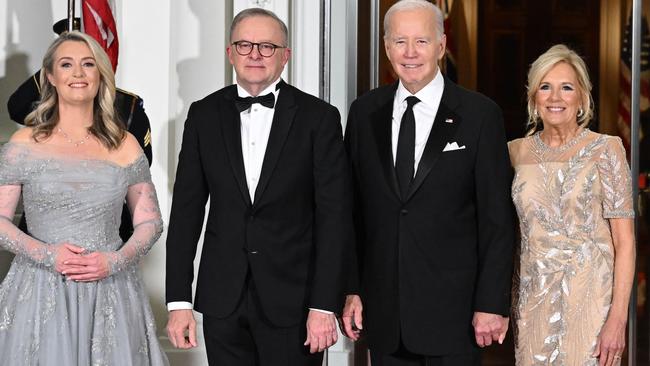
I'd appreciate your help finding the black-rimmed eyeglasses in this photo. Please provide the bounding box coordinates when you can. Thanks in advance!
[232,41,286,57]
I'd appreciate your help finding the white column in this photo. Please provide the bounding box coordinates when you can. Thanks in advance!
[115,0,229,365]
[290,0,320,96]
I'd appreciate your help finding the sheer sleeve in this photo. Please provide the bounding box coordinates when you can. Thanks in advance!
[107,154,163,274]
[0,143,57,267]
[597,136,635,219]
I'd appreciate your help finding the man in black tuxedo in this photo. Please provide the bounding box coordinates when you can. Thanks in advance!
[341,1,515,364]
[165,7,351,365]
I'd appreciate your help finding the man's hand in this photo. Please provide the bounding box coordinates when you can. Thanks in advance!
[472,312,509,347]
[339,294,363,341]
[166,309,198,349]
[304,310,338,353]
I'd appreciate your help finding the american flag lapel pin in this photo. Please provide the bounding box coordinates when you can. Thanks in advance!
[445,118,454,123]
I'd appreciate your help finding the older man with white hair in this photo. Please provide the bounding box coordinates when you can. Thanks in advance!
[341,0,515,364]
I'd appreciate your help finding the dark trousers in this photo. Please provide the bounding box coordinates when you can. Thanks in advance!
[370,342,480,366]
[202,276,322,366]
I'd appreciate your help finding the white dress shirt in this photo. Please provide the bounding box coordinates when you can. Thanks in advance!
[391,70,444,174]
[168,79,330,314]
[239,80,282,202]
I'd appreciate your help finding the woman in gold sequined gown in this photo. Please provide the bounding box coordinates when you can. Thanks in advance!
[509,45,635,366]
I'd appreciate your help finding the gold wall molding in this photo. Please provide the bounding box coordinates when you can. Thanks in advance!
[600,0,624,135]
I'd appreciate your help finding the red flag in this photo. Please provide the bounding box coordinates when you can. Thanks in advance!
[82,0,119,71]
[617,12,650,156]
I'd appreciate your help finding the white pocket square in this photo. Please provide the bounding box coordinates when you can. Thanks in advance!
[442,142,466,152]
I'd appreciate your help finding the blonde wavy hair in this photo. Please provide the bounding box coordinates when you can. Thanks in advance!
[525,44,594,136]
[25,31,125,149]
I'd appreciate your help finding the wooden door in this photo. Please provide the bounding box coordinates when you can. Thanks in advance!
[478,0,600,140]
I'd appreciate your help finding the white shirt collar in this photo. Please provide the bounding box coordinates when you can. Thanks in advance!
[236,77,282,98]
[395,69,444,107]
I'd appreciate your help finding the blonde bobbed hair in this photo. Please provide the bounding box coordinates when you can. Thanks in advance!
[25,31,125,149]
[525,44,594,136]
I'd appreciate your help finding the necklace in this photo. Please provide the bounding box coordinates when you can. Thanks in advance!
[535,127,588,154]
[57,126,91,147]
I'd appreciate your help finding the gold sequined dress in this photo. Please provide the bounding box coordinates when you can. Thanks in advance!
[508,129,634,365]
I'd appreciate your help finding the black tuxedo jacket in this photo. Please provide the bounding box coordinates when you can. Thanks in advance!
[166,83,351,327]
[345,78,515,355]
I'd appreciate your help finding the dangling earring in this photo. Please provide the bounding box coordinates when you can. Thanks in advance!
[533,108,539,120]
[577,108,584,118]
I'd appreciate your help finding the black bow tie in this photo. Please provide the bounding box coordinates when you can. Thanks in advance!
[235,92,275,112]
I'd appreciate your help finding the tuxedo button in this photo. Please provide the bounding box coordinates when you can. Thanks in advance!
[400,209,408,216]
[249,215,255,222]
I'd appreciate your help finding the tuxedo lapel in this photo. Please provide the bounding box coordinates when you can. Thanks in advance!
[370,84,400,200]
[253,85,297,204]
[406,81,461,202]
[220,87,252,207]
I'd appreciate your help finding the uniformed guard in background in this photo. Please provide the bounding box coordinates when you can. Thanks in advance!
[6,17,152,241]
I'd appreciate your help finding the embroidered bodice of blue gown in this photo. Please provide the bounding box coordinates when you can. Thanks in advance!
[0,141,168,366]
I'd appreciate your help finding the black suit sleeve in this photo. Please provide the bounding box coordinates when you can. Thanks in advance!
[473,103,516,316]
[343,102,362,295]
[308,105,353,313]
[115,94,152,241]
[165,103,210,304]
[127,97,153,165]
[7,72,41,124]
